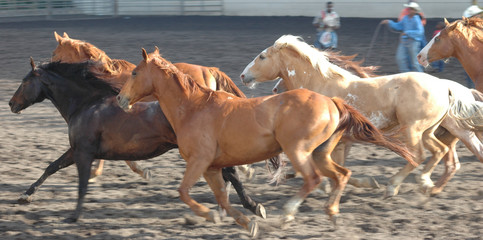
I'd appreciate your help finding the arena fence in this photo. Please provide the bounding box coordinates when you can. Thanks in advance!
[0,0,224,21]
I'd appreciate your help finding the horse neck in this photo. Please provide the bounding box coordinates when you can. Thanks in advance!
[151,69,209,131]
[279,52,353,96]
[451,37,483,88]
[43,71,110,122]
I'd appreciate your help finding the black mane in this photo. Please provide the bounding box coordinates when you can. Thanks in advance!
[39,61,120,96]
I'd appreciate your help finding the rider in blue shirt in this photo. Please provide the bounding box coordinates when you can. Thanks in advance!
[381,2,424,72]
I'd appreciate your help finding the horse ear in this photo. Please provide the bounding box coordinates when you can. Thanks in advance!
[444,18,450,26]
[63,32,70,38]
[29,57,36,71]
[142,48,148,61]
[54,31,63,43]
[154,46,160,56]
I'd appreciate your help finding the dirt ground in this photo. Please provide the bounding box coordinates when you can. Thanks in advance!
[0,16,482,240]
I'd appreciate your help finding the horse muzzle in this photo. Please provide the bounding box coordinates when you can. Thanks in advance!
[9,100,24,114]
[116,94,132,112]
[240,73,257,89]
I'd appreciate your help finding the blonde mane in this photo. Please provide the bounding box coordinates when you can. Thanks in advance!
[273,35,361,80]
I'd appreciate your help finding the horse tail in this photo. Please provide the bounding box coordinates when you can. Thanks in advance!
[448,91,483,131]
[208,67,247,98]
[331,97,416,167]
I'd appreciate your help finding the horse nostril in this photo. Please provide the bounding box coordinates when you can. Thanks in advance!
[240,74,245,80]
[116,95,121,102]
[8,101,13,107]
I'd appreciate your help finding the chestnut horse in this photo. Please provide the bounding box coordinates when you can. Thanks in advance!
[51,32,255,183]
[9,58,266,223]
[418,17,483,91]
[241,35,483,197]
[117,48,415,236]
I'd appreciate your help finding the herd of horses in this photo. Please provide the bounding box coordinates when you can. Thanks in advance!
[8,17,483,237]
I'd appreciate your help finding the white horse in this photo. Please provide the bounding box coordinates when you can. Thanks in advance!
[240,35,483,197]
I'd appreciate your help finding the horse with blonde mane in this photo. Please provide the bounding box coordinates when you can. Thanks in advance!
[241,35,483,197]
[52,32,255,183]
[117,48,415,236]
[418,17,483,91]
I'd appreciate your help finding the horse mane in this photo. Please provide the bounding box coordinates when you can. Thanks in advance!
[447,17,483,47]
[273,35,363,80]
[40,61,120,96]
[324,50,379,78]
[151,56,213,97]
[63,38,131,77]
[208,67,246,98]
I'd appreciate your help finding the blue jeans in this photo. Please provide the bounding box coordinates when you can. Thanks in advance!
[431,60,444,72]
[396,38,423,72]
[314,31,338,49]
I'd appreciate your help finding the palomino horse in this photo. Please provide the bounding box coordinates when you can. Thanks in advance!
[240,35,483,197]
[117,48,415,236]
[51,31,255,182]
[418,17,483,91]
[8,58,266,223]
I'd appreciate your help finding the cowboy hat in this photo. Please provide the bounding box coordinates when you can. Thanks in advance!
[463,5,483,18]
[403,2,421,12]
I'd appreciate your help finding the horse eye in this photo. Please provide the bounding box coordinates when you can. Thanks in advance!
[132,71,137,76]
[259,55,265,60]
[434,37,440,42]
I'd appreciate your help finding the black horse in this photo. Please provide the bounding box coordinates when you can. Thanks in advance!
[8,58,266,222]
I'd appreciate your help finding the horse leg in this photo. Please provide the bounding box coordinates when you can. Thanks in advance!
[236,164,255,181]
[90,159,104,180]
[19,148,75,204]
[221,167,266,219]
[441,117,483,163]
[428,130,460,195]
[432,143,461,195]
[281,149,323,225]
[386,129,426,198]
[311,132,351,225]
[64,151,94,223]
[178,158,219,223]
[333,141,379,189]
[418,128,450,193]
[124,160,152,180]
[204,169,258,237]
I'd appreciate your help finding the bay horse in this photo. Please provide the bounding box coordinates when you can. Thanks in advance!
[8,58,266,223]
[51,31,255,182]
[418,17,483,91]
[240,35,483,197]
[116,48,415,236]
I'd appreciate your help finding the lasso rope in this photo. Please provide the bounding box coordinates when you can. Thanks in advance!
[365,22,401,66]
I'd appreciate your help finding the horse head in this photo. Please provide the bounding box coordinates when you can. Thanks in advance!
[9,57,46,113]
[117,48,160,110]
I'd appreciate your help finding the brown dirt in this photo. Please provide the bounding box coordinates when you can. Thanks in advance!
[0,16,481,239]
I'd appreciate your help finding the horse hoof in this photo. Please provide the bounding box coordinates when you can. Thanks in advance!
[330,214,338,226]
[384,185,399,199]
[142,168,152,181]
[18,194,33,204]
[246,168,255,181]
[248,220,259,238]
[369,177,380,189]
[63,216,78,223]
[208,211,221,224]
[430,187,443,196]
[88,177,97,183]
[256,204,266,219]
[218,206,227,220]
[280,215,294,229]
